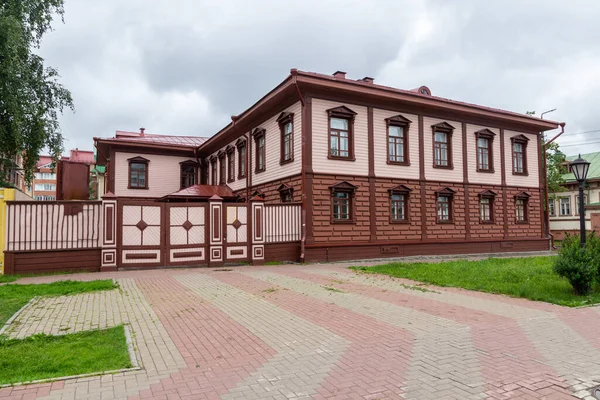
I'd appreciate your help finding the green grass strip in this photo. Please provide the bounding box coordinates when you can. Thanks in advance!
[0,280,118,327]
[0,325,132,385]
[351,256,600,307]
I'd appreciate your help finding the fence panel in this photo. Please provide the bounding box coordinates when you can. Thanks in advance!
[264,203,301,243]
[6,201,102,251]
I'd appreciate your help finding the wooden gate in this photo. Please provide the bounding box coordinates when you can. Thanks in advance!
[223,204,249,262]
[119,200,164,267]
[166,204,208,266]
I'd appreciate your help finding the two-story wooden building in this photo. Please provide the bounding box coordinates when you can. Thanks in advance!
[95,69,561,263]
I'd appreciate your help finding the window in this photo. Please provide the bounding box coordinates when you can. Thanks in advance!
[128,156,149,189]
[277,112,294,164]
[253,128,266,173]
[210,158,217,185]
[436,187,456,223]
[548,199,555,217]
[388,185,412,222]
[478,190,497,223]
[180,161,197,189]
[432,122,455,168]
[218,151,226,185]
[515,192,530,223]
[386,115,411,165]
[327,106,356,160]
[559,197,571,216]
[278,184,294,203]
[34,195,55,201]
[511,135,529,175]
[35,172,56,180]
[226,146,235,183]
[34,183,56,191]
[236,139,246,179]
[475,128,495,172]
[329,181,357,223]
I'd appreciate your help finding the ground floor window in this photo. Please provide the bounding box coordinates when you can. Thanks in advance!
[390,194,406,221]
[437,196,451,222]
[333,192,351,220]
[480,197,492,222]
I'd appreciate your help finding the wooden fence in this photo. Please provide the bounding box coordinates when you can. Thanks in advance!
[6,201,102,251]
[264,204,301,243]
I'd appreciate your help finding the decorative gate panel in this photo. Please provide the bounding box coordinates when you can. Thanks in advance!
[167,204,207,266]
[119,202,164,266]
[224,205,248,261]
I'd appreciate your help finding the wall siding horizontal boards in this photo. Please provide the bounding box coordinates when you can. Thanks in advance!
[5,249,101,274]
[312,98,369,176]
[504,131,540,187]
[264,243,301,262]
[373,108,419,180]
[114,152,196,197]
[550,219,592,230]
[465,124,501,185]
[234,174,303,204]
[251,101,302,186]
[422,116,464,182]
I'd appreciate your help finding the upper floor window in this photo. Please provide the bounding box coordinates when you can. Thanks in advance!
[226,146,235,183]
[515,192,530,223]
[478,190,497,223]
[386,115,411,165]
[180,161,197,189]
[35,172,56,180]
[559,197,570,216]
[34,183,56,191]
[218,151,226,185]
[278,183,294,203]
[436,187,456,223]
[432,122,455,169]
[388,185,412,223]
[128,156,149,189]
[210,157,217,185]
[511,135,529,175]
[327,106,356,160]
[548,199,555,217]
[253,128,266,173]
[329,181,357,223]
[277,112,294,164]
[475,128,495,173]
[236,138,246,179]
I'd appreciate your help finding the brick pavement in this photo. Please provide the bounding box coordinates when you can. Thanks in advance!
[1,264,599,399]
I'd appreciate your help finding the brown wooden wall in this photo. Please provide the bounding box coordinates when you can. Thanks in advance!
[4,249,101,275]
[265,243,301,263]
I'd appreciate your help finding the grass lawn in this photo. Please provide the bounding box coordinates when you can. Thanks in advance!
[0,325,132,385]
[351,256,600,307]
[0,280,118,327]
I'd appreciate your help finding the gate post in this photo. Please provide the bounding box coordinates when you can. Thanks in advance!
[208,195,224,267]
[250,196,265,266]
[101,192,118,272]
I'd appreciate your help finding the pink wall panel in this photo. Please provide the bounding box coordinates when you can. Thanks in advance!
[465,124,501,185]
[504,131,540,188]
[423,116,464,183]
[373,108,419,180]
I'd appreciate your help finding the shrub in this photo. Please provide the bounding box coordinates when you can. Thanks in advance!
[553,234,596,295]
[587,232,600,282]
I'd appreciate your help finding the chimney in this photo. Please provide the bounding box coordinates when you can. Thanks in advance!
[360,77,374,84]
[140,127,145,136]
[333,70,346,79]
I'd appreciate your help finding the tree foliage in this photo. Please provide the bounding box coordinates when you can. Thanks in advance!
[0,0,73,183]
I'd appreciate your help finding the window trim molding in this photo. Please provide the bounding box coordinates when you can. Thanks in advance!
[474,128,496,173]
[236,138,247,179]
[386,115,412,166]
[225,145,235,183]
[209,156,217,186]
[127,156,149,190]
[327,106,357,161]
[388,184,412,224]
[478,189,497,224]
[253,127,266,174]
[435,187,456,224]
[277,112,295,165]
[277,183,294,203]
[179,160,199,190]
[511,134,530,176]
[559,196,572,216]
[514,191,531,224]
[329,181,357,224]
[432,122,455,170]
[217,150,226,185]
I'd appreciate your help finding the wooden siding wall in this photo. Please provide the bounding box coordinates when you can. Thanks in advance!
[5,249,101,275]
[6,201,102,251]
[504,131,540,187]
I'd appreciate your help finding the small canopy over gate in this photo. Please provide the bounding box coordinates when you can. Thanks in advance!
[157,185,238,202]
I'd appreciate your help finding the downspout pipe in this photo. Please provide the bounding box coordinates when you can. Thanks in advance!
[291,69,307,262]
[543,122,566,249]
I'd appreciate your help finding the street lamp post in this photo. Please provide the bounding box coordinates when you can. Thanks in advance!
[570,155,591,246]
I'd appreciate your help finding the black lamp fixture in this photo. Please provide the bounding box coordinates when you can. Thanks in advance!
[570,154,591,246]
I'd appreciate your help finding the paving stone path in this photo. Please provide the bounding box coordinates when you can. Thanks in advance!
[0,264,599,399]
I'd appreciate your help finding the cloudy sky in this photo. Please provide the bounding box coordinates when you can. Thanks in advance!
[38,0,600,157]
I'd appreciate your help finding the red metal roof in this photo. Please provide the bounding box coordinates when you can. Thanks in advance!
[158,185,237,201]
[68,149,95,164]
[36,155,53,168]
[106,130,209,148]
